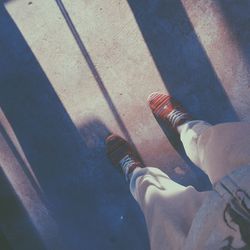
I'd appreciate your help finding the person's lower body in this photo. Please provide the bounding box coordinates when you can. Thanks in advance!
[105,92,250,249]
[129,121,250,249]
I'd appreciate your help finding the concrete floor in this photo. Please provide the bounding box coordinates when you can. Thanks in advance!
[0,0,250,249]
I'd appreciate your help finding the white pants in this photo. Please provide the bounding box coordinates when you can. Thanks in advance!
[130,121,250,250]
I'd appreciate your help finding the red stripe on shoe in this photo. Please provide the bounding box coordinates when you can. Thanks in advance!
[147,92,192,130]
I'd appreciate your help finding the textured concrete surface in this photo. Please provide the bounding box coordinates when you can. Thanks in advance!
[0,0,250,249]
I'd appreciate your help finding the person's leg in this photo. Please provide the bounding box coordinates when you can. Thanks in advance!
[106,134,207,250]
[130,167,207,250]
[193,122,250,184]
[177,120,212,167]
[147,92,250,184]
[147,92,212,167]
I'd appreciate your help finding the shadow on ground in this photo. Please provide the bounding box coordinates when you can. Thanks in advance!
[0,167,45,250]
[0,5,149,250]
[217,0,250,65]
[127,0,239,191]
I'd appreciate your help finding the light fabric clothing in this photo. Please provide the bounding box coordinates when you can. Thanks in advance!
[184,165,250,250]
[130,167,207,250]
[179,121,250,184]
[130,122,250,250]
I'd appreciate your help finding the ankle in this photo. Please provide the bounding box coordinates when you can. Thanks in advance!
[120,155,142,181]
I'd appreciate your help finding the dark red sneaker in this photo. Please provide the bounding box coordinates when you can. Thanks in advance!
[106,134,143,181]
[147,92,192,130]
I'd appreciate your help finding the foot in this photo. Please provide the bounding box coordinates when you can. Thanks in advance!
[105,134,143,181]
[147,92,192,131]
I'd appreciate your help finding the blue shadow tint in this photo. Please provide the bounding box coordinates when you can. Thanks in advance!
[0,167,45,250]
[0,5,149,250]
[217,0,250,65]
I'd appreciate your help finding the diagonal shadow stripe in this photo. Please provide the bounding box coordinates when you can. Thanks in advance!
[55,0,135,146]
[0,123,45,200]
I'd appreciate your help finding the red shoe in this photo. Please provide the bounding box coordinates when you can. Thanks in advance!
[147,92,192,130]
[105,134,143,181]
